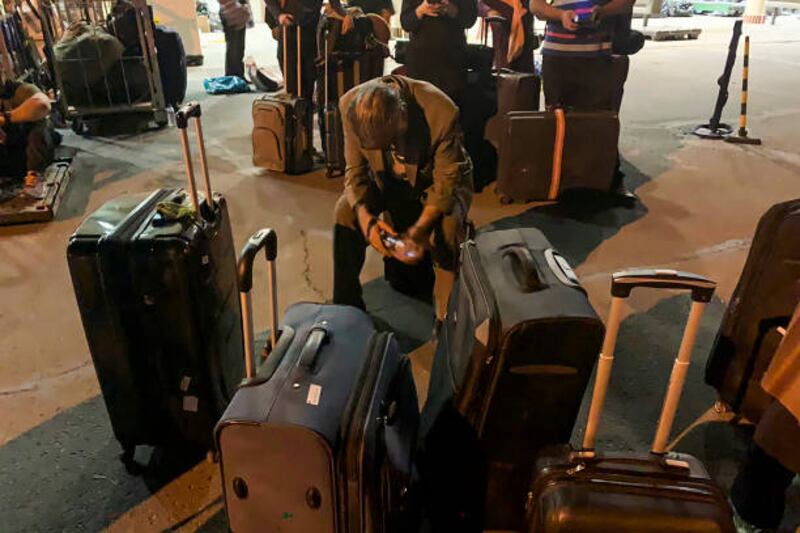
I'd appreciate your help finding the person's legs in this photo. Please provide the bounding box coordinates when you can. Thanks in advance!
[541,55,565,108]
[300,22,318,102]
[224,25,246,78]
[25,122,55,173]
[333,195,369,310]
[731,443,796,530]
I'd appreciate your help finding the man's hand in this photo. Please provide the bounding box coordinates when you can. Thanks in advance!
[356,205,395,257]
[560,10,578,30]
[406,223,432,248]
[278,13,294,26]
[416,0,440,19]
[439,0,459,18]
[342,13,355,33]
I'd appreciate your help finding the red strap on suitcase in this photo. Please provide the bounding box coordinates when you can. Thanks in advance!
[548,108,565,200]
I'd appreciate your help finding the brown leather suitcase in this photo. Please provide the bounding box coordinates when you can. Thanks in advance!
[527,270,736,533]
[495,108,619,203]
[485,69,540,149]
[705,199,800,423]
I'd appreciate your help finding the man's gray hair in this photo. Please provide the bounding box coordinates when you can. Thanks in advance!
[347,80,406,149]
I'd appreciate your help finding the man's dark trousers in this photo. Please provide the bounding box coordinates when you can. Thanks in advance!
[0,122,54,178]
[224,24,246,77]
[277,23,318,101]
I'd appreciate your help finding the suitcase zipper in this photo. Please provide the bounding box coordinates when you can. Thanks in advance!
[458,240,501,431]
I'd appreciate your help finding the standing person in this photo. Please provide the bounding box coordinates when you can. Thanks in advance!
[400,0,478,105]
[529,0,636,203]
[266,0,322,100]
[332,76,473,329]
[480,0,535,72]
[0,77,53,198]
[220,0,252,77]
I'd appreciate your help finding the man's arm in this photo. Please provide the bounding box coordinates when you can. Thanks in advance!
[409,112,469,240]
[0,91,50,127]
[339,97,375,235]
[529,0,578,30]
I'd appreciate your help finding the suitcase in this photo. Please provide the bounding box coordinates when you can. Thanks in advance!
[216,229,420,533]
[320,31,358,179]
[705,199,800,423]
[154,25,187,108]
[485,69,541,150]
[252,25,313,174]
[67,102,243,464]
[419,227,605,530]
[496,108,619,203]
[527,269,736,533]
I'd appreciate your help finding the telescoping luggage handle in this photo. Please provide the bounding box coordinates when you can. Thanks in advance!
[581,269,716,455]
[283,24,303,98]
[175,102,214,220]
[237,228,280,379]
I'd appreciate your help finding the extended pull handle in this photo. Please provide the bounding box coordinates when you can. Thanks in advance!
[611,269,716,303]
[582,270,717,455]
[503,246,544,292]
[237,228,279,380]
[299,326,329,371]
[175,101,214,219]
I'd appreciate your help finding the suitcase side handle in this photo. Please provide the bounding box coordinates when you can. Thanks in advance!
[176,101,214,220]
[582,270,717,455]
[238,228,280,380]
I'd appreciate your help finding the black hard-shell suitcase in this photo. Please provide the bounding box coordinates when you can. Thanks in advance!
[252,26,313,174]
[419,227,604,530]
[67,103,243,462]
[154,25,187,108]
[528,270,735,533]
[705,199,800,422]
[496,109,619,203]
[216,229,420,533]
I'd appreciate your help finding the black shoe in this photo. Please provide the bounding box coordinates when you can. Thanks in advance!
[611,184,638,208]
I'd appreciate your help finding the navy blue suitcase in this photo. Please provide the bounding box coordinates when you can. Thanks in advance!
[216,229,420,533]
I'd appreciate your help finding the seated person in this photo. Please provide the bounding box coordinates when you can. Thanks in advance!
[0,77,54,198]
[332,76,473,329]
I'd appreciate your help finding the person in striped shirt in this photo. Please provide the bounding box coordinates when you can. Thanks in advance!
[530,0,637,203]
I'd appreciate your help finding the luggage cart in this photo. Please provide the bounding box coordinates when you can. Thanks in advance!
[0,6,45,84]
[38,0,168,133]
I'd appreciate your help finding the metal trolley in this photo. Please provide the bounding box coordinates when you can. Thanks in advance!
[38,0,168,131]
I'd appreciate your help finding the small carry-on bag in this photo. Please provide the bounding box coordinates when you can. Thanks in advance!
[216,229,420,533]
[496,108,619,203]
[527,269,736,533]
[419,227,604,530]
[252,25,313,174]
[67,102,243,463]
[705,199,800,422]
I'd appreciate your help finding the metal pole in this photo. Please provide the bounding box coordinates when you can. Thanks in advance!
[738,36,750,137]
[193,119,214,209]
[651,302,706,454]
[582,297,625,451]
[240,293,255,379]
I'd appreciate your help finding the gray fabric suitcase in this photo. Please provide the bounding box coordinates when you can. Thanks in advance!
[252,26,313,174]
[216,229,419,532]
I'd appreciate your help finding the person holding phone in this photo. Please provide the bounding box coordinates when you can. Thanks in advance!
[400,0,477,104]
[332,76,473,330]
[530,0,637,204]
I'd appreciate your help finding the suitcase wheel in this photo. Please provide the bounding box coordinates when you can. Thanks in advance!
[494,186,514,205]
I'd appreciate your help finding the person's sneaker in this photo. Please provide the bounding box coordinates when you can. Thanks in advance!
[22,171,47,199]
